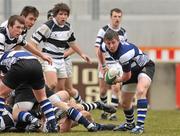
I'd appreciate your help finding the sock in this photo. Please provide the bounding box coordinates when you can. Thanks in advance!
[67,107,91,128]
[73,91,84,103]
[124,107,135,125]
[81,102,98,111]
[40,99,55,121]
[18,111,37,123]
[137,99,148,127]
[0,97,5,116]
[111,94,119,108]
[100,95,107,104]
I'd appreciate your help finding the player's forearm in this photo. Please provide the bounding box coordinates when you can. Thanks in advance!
[64,48,75,57]
[24,42,43,58]
[97,48,105,66]
[70,43,84,57]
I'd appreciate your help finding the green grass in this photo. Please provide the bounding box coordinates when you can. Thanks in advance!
[1,110,180,136]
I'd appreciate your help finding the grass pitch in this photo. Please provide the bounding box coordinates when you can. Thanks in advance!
[1,110,180,136]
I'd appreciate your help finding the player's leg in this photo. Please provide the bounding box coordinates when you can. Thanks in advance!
[109,83,120,121]
[131,61,155,134]
[99,78,110,119]
[65,58,84,103]
[65,78,84,103]
[49,95,97,132]
[30,59,58,132]
[56,59,68,91]
[114,87,135,131]
[43,61,57,90]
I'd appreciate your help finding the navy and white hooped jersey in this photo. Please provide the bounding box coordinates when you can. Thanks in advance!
[0,50,36,71]
[100,42,150,72]
[0,27,27,54]
[95,24,127,64]
[31,18,75,59]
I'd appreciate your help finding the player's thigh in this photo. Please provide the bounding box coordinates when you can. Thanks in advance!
[136,73,152,98]
[42,61,57,88]
[65,58,73,78]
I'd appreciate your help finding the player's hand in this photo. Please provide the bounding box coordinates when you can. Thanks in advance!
[100,64,109,76]
[113,76,122,84]
[81,54,92,64]
[42,54,52,65]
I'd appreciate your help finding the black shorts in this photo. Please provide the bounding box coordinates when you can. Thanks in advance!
[123,60,155,85]
[15,84,36,104]
[3,59,45,90]
[14,84,55,104]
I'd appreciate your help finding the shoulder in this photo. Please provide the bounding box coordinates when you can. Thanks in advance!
[0,20,8,27]
[119,43,136,63]
[97,25,109,37]
[120,27,126,33]
[44,20,55,29]
[102,25,109,32]
[65,22,71,27]
[0,28,6,42]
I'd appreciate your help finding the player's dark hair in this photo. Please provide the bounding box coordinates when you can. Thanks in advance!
[110,8,122,16]
[47,9,53,20]
[52,3,70,17]
[20,6,39,18]
[104,30,119,41]
[8,15,25,27]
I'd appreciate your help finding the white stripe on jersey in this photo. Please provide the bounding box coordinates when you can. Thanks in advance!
[120,49,135,64]
[50,31,71,41]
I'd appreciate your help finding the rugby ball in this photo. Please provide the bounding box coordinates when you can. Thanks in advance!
[104,68,119,85]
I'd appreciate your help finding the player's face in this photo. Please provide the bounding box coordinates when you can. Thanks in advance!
[111,11,122,29]
[24,13,37,29]
[55,11,69,25]
[9,20,24,38]
[105,38,119,53]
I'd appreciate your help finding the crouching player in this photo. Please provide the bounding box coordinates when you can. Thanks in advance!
[98,30,155,134]
[0,50,58,132]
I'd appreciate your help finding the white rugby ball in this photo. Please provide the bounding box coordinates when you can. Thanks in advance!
[104,67,119,85]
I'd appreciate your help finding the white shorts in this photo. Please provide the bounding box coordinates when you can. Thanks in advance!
[98,62,123,79]
[42,59,67,78]
[65,57,73,77]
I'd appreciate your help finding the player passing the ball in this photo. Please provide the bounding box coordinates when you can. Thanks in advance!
[98,30,155,134]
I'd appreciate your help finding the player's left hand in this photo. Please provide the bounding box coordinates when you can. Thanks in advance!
[81,54,92,64]
[42,54,52,65]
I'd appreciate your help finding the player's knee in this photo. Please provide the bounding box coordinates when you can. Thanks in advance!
[81,111,93,122]
[66,88,75,97]
[58,91,70,102]
[121,101,131,110]
[136,89,147,99]
[48,83,57,90]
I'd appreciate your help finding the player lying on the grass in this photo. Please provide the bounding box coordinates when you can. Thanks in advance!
[0,84,116,132]
[0,50,58,132]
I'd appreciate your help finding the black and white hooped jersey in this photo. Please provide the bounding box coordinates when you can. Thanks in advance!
[31,18,76,59]
[0,27,27,54]
[0,20,28,40]
[0,50,36,71]
[95,24,127,63]
[100,42,150,72]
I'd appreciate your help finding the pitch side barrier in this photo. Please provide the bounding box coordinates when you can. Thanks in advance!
[140,46,180,109]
